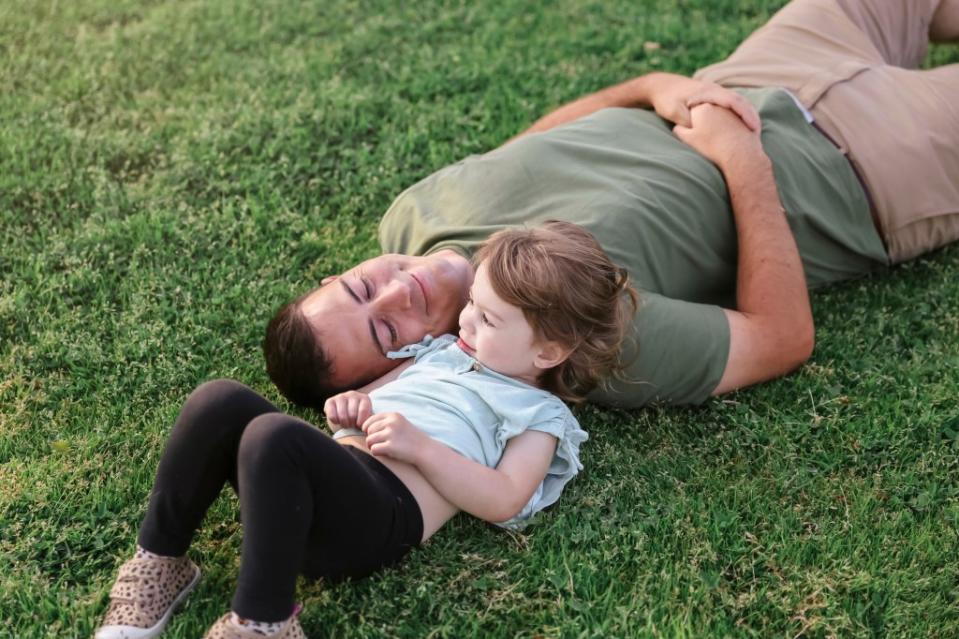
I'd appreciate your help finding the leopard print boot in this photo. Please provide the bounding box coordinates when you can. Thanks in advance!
[203,607,307,639]
[95,554,200,638]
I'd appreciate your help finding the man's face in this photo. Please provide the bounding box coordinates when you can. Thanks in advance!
[301,250,473,388]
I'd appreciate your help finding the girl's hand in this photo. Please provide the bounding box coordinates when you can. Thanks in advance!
[649,73,760,132]
[323,391,372,430]
[362,412,430,464]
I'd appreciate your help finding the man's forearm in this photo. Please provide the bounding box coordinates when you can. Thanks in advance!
[520,73,671,137]
[673,101,813,394]
[723,150,814,367]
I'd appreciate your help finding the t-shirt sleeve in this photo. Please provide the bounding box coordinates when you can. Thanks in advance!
[493,401,588,530]
[589,292,730,408]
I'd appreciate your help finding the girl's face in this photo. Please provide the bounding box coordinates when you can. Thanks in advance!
[456,262,564,386]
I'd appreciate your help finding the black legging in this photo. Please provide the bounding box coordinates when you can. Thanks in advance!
[137,379,423,621]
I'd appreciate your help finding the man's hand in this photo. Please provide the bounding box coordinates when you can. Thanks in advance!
[515,72,759,142]
[363,412,431,464]
[673,102,763,168]
[649,74,761,132]
[323,390,372,431]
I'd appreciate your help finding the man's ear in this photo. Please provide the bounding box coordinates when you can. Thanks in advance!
[534,340,571,371]
[321,275,338,286]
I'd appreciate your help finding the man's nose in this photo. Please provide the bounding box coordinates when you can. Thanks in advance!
[372,279,412,311]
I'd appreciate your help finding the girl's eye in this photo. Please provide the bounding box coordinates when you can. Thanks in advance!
[386,321,398,345]
[481,313,492,327]
[363,277,373,300]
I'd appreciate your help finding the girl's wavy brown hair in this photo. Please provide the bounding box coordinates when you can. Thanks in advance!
[474,220,638,404]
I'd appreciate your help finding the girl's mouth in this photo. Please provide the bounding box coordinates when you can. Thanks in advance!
[456,337,475,355]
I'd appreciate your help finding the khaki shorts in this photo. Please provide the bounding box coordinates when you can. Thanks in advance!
[695,0,959,263]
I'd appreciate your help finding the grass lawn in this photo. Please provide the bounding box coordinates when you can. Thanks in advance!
[3,0,959,636]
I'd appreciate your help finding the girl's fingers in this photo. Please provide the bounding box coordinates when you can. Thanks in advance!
[336,398,349,424]
[354,398,367,426]
[362,414,383,434]
[366,426,390,447]
[325,402,340,426]
[357,401,372,426]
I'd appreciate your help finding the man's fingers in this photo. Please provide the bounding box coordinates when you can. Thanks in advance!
[687,91,761,132]
[673,104,692,129]
[687,92,734,113]
[730,99,761,132]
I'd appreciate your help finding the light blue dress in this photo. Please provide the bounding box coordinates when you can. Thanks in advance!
[369,334,588,530]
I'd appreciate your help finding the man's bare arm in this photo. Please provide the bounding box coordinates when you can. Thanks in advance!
[674,104,814,394]
[515,72,760,140]
[357,359,414,393]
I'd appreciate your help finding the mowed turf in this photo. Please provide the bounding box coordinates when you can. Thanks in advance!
[2,1,958,637]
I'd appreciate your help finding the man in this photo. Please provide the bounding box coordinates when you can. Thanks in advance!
[264,0,959,409]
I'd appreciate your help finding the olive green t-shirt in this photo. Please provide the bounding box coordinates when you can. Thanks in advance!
[378,88,888,408]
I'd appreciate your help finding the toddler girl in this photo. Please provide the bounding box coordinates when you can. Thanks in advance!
[94,220,636,639]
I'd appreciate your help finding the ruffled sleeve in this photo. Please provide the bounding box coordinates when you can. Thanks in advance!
[493,396,588,530]
[386,334,456,362]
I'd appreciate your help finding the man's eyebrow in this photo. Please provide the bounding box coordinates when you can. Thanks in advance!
[339,279,384,356]
[339,279,361,304]
[368,320,386,357]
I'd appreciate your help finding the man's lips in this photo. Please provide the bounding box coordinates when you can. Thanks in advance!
[410,272,429,315]
[457,337,475,355]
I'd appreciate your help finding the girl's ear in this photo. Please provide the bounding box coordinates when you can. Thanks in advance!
[321,275,338,286]
[533,340,571,370]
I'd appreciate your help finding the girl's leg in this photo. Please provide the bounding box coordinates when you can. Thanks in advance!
[137,379,279,556]
[230,414,422,622]
[97,380,280,639]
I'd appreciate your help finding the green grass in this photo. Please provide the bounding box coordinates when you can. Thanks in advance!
[2,0,958,636]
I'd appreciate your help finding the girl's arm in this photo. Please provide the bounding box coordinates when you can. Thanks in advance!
[363,412,557,523]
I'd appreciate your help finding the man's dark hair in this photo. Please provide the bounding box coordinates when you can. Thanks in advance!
[263,294,342,408]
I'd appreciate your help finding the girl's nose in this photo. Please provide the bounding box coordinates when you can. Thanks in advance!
[458,306,474,332]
